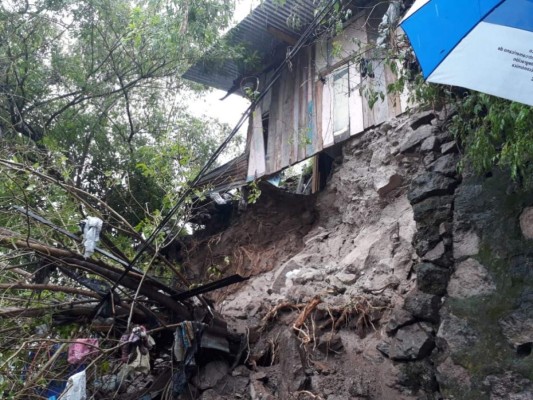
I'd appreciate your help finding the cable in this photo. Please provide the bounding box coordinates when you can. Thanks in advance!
[91,0,338,319]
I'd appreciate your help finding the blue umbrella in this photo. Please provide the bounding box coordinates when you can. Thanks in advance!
[401,0,533,106]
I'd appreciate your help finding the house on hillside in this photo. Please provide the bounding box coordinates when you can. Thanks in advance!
[185,0,410,195]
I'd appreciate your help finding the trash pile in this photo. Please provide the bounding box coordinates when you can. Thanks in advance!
[25,319,242,400]
[0,209,247,399]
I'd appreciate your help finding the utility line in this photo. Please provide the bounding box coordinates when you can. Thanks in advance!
[91,0,338,319]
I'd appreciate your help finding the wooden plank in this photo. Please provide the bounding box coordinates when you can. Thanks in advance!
[370,60,390,125]
[295,51,307,162]
[306,47,316,158]
[315,79,324,151]
[247,106,266,181]
[281,66,294,169]
[290,54,300,166]
[321,74,334,148]
[348,62,364,136]
[266,78,281,174]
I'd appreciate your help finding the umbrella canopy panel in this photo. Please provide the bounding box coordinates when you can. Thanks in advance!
[401,0,533,106]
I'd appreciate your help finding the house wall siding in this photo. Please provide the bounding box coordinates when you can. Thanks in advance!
[248,11,408,179]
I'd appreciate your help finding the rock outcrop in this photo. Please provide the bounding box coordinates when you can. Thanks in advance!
[184,108,532,399]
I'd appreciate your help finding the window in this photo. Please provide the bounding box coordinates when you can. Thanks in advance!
[332,65,350,137]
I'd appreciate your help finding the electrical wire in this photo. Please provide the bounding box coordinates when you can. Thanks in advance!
[91,0,339,320]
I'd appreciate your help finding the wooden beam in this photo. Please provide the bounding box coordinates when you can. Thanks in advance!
[267,24,298,46]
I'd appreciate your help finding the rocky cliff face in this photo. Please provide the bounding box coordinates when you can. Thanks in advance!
[186,110,532,400]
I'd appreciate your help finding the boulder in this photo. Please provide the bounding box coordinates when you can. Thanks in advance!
[374,173,403,197]
[403,290,441,323]
[428,154,459,177]
[447,258,496,299]
[386,307,416,334]
[440,141,458,154]
[415,262,450,296]
[453,229,480,259]
[389,323,435,361]
[436,357,472,391]
[411,195,453,224]
[192,360,230,390]
[519,206,533,240]
[409,111,435,130]
[400,125,435,153]
[483,372,533,400]
[408,172,458,204]
[420,135,438,152]
[437,312,478,354]
[499,306,533,349]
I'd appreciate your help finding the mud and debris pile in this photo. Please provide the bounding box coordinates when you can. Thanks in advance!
[183,108,532,400]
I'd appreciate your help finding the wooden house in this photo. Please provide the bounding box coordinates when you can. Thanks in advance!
[185,0,409,194]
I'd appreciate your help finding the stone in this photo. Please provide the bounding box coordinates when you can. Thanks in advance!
[336,272,358,285]
[519,206,533,240]
[440,141,457,154]
[376,340,391,357]
[407,172,458,204]
[428,154,459,177]
[409,111,436,130]
[420,135,438,152]
[439,222,452,236]
[317,332,344,354]
[499,307,533,349]
[386,307,416,334]
[411,195,453,224]
[437,312,477,354]
[436,357,471,391]
[447,258,496,299]
[192,360,230,390]
[397,360,439,393]
[421,241,448,264]
[199,389,219,400]
[483,372,533,400]
[292,268,325,284]
[453,229,480,259]
[375,173,403,197]
[413,229,441,257]
[250,379,276,400]
[403,290,441,323]
[415,262,450,296]
[400,125,435,153]
[232,365,251,378]
[389,323,435,361]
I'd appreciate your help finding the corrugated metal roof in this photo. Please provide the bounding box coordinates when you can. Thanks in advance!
[183,0,322,93]
[195,152,249,192]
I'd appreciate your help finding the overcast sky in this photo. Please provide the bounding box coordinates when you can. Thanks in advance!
[187,0,263,132]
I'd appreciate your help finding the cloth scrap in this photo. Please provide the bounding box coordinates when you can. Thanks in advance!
[67,339,99,365]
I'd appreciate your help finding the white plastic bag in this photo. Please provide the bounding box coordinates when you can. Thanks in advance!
[81,216,103,258]
[59,370,86,400]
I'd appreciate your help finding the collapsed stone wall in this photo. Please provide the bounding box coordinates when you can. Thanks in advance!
[186,109,532,400]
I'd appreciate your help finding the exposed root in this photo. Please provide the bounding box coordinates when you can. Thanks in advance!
[292,390,325,399]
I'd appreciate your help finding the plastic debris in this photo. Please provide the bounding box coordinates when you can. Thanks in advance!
[81,216,103,258]
[67,339,99,365]
[58,370,86,400]
[172,321,207,396]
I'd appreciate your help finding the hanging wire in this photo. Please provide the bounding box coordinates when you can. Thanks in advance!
[91,0,338,320]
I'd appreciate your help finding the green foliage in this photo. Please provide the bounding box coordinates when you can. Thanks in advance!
[450,93,533,185]
[0,2,240,394]
[246,181,262,204]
